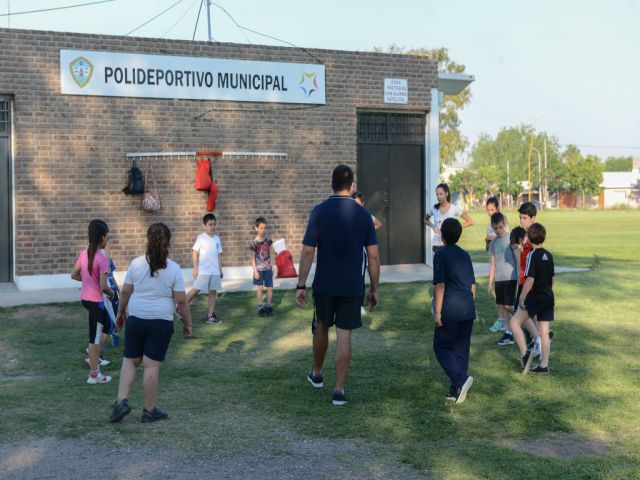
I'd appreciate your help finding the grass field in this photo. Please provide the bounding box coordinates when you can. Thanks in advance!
[1,210,640,479]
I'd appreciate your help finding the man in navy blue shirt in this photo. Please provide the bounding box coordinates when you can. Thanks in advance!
[296,164,380,406]
[432,218,476,404]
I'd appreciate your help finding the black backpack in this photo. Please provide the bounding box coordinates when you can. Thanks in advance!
[122,161,144,195]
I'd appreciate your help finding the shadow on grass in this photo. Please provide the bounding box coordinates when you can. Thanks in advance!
[0,260,639,479]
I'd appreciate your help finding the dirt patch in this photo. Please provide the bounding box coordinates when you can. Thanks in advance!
[498,432,615,459]
[0,435,428,480]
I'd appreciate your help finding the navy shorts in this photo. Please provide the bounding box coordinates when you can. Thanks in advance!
[524,300,554,321]
[312,292,362,332]
[253,269,273,287]
[123,316,174,362]
[82,300,110,344]
[495,280,517,307]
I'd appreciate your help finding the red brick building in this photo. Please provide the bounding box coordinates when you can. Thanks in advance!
[0,28,444,290]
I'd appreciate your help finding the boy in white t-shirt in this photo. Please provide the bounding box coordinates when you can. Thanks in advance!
[186,213,224,324]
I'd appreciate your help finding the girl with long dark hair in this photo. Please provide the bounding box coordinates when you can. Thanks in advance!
[109,223,192,423]
[424,183,474,254]
[71,219,115,384]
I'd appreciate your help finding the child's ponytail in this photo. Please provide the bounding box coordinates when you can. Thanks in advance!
[87,219,109,275]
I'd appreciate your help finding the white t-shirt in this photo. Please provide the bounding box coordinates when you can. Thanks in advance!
[124,256,185,321]
[193,233,223,275]
[428,204,463,246]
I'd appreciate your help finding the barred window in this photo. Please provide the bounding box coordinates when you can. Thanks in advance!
[357,112,424,144]
[0,99,9,136]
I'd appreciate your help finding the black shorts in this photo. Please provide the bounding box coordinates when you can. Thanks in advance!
[123,316,175,362]
[524,300,554,321]
[312,293,362,332]
[495,280,517,307]
[82,300,110,344]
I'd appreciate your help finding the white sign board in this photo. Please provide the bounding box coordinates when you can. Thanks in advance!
[384,78,408,104]
[60,49,326,104]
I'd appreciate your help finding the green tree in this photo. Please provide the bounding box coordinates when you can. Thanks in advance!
[604,156,632,172]
[373,45,471,166]
[469,125,563,205]
[448,168,476,206]
[560,146,604,207]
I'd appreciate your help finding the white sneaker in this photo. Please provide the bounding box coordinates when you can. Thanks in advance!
[87,373,112,384]
[85,357,111,367]
[532,338,542,358]
[361,306,367,316]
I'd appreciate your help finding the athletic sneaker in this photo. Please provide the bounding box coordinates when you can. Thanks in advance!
[497,332,514,346]
[307,368,324,388]
[332,389,347,406]
[488,319,505,333]
[265,306,273,317]
[140,407,169,423]
[87,372,112,384]
[109,399,131,423]
[85,357,111,367]
[445,385,457,401]
[258,307,266,317]
[530,364,550,374]
[531,338,542,358]
[521,351,534,375]
[455,376,474,404]
[206,314,216,324]
[209,313,222,324]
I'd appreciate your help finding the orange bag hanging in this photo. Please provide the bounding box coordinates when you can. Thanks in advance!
[195,158,212,191]
[206,180,219,212]
[276,250,298,278]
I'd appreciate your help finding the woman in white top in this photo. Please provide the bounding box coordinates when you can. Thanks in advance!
[424,183,474,254]
[109,223,192,424]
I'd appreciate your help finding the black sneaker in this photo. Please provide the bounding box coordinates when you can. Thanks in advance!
[140,407,169,423]
[265,306,273,317]
[332,389,347,406]
[258,307,266,317]
[549,331,555,340]
[445,385,457,401]
[521,351,534,375]
[109,399,131,423]
[497,332,514,346]
[530,364,550,374]
[210,312,222,324]
[307,368,324,388]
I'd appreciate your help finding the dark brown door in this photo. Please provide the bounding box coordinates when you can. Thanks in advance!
[357,113,424,265]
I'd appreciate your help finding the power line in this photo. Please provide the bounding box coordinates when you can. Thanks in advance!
[211,1,251,44]
[192,0,204,40]
[209,1,323,64]
[0,0,114,17]
[125,0,184,36]
[161,0,199,38]
[562,144,640,149]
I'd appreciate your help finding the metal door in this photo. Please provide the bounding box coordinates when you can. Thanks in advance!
[0,97,12,282]
[357,113,424,265]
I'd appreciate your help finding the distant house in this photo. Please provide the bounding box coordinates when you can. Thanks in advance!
[598,171,640,208]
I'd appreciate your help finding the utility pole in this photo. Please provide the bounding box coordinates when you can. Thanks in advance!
[205,0,212,42]
[543,137,548,207]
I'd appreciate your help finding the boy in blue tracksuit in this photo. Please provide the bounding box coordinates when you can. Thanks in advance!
[432,218,477,404]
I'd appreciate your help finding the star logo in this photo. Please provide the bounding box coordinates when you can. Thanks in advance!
[299,71,318,98]
[69,56,94,88]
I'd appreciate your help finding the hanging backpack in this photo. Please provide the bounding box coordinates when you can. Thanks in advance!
[195,158,212,191]
[122,160,144,195]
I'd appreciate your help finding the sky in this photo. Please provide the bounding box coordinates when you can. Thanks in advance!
[2,0,639,162]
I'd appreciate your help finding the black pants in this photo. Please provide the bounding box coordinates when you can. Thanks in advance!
[433,319,473,389]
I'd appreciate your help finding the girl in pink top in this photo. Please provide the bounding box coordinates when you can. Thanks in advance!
[71,219,114,384]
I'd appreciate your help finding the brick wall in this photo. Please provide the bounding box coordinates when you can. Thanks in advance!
[0,28,437,275]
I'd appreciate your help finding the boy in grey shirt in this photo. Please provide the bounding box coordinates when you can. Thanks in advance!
[487,212,518,346]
